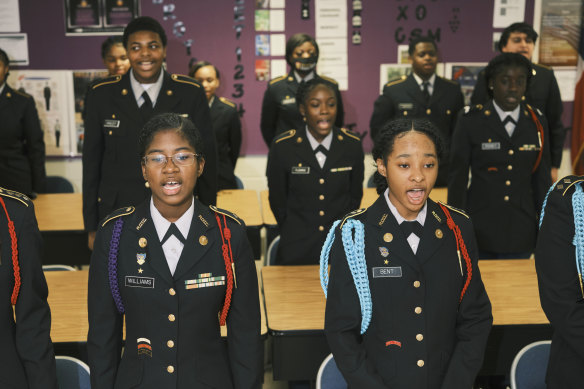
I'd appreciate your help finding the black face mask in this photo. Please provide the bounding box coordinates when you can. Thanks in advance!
[294,55,318,72]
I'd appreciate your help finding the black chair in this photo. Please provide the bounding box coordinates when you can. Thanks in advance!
[316,353,347,389]
[265,235,280,266]
[510,340,551,389]
[43,264,77,271]
[235,175,244,189]
[55,356,90,389]
[45,176,74,193]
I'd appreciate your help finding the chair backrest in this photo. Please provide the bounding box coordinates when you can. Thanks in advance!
[366,173,375,188]
[510,340,551,389]
[43,264,77,271]
[316,353,347,389]
[56,355,90,389]
[45,176,74,193]
[235,175,244,189]
[265,235,280,266]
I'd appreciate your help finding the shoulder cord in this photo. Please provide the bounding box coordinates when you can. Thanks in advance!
[319,220,340,297]
[438,204,472,303]
[108,217,125,314]
[320,219,372,334]
[526,105,545,173]
[571,183,584,298]
[0,197,20,305]
[214,212,235,326]
[538,179,562,229]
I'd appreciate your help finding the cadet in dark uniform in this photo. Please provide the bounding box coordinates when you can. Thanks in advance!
[535,176,584,389]
[369,36,464,187]
[267,78,363,265]
[101,36,130,76]
[321,119,492,389]
[87,113,262,389]
[191,61,242,190]
[449,53,551,259]
[0,187,57,388]
[83,17,217,250]
[0,48,46,197]
[260,33,344,146]
[471,22,565,182]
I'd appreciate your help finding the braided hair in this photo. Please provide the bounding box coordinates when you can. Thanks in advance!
[372,118,444,194]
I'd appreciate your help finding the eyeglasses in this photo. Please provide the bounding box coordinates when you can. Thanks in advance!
[143,152,200,167]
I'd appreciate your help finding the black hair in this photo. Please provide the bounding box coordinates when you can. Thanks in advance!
[285,33,319,66]
[484,53,532,98]
[498,22,538,52]
[372,118,444,194]
[408,36,438,56]
[123,16,167,48]
[0,48,9,67]
[189,60,220,80]
[138,113,204,161]
[101,36,124,59]
[295,78,336,109]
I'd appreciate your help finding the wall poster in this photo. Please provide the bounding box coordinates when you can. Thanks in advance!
[64,0,140,35]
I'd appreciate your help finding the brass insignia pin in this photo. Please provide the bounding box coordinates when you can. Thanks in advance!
[121,89,128,95]
[166,90,173,96]
[435,229,443,239]
[137,253,146,265]
[139,237,147,248]
[484,110,491,116]
[338,135,343,140]
[383,233,393,243]
[379,247,389,257]
[296,137,302,143]
[136,218,147,230]
[432,211,441,223]
[138,268,143,274]
[379,214,388,226]
[384,259,389,265]
[199,235,208,246]
[6,92,11,98]
[426,108,431,115]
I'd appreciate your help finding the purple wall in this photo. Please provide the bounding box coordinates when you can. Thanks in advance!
[20,0,570,156]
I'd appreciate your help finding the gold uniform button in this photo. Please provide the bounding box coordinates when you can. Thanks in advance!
[506,180,511,186]
[167,340,174,348]
[413,281,421,288]
[417,360,425,367]
[507,165,513,171]
[319,195,325,200]
[168,314,175,322]
[508,149,514,155]
[108,130,113,135]
[504,196,510,201]
[415,307,422,314]
[416,334,424,341]
[319,178,325,184]
[167,365,174,373]
[426,108,431,115]
[319,226,324,231]
[319,210,324,216]
[169,288,176,296]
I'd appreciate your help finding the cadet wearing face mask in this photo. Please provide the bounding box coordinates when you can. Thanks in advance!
[260,33,345,146]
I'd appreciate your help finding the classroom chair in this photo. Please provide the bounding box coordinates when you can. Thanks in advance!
[235,175,244,189]
[265,235,280,266]
[43,264,77,271]
[316,353,347,389]
[44,176,74,193]
[510,340,551,389]
[55,355,91,389]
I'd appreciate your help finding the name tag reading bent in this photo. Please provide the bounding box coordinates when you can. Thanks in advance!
[481,142,500,150]
[372,266,402,278]
[125,276,155,288]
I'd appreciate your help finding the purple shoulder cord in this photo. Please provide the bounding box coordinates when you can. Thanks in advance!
[108,217,125,314]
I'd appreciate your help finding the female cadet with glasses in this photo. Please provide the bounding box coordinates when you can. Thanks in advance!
[321,118,492,389]
[267,78,363,265]
[87,113,262,389]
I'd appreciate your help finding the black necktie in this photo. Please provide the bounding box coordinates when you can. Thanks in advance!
[400,220,423,238]
[140,91,153,117]
[422,81,430,104]
[161,223,186,245]
[314,145,328,155]
[503,115,516,125]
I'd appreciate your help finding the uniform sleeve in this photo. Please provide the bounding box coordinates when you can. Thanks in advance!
[266,143,288,227]
[82,88,105,231]
[260,86,279,146]
[369,87,395,142]
[450,85,465,137]
[440,219,493,389]
[87,224,124,389]
[334,86,345,128]
[14,203,58,389]
[531,115,552,213]
[448,113,472,209]
[350,142,365,210]
[470,71,488,106]
[191,88,218,206]
[22,97,46,194]
[545,70,565,168]
[535,189,584,360]
[226,222,263,389]
[228,108,242,169]
[324,230,388,389]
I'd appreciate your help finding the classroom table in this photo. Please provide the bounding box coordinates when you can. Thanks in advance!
[46,263,267,344]
[261,260,550,381]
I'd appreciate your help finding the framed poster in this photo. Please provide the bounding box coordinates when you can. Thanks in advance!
[445,63,487,106]
[537,0,581,67]
[64,0,139,35]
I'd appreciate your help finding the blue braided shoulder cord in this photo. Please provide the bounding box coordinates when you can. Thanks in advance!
[319,219,372,334]
[320,220,340,297]
[539,179,562,228]
[108,218,125,314]
[571,183,584,295]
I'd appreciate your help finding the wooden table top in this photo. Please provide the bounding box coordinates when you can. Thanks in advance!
[261,259,547,333]
[260,190,277,226]
[33,193,84,232]
[46,262,267,343]
[217,189,263,227]
[360,187,448,209]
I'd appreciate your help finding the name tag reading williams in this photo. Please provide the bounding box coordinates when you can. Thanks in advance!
[125,276,155,288]
[291,166,310,174]
[103,119,120,128]
[398,103,414,110]
[481,142,500,150]
[372,267,402,278]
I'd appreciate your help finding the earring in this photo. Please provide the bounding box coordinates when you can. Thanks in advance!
[144,181,150,188]
[302,116,306,122]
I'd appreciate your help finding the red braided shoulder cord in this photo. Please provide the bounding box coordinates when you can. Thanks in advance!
[214,212,235,326]
[527,106,545,174]
[438,204,472,303]
[0,197,20,305]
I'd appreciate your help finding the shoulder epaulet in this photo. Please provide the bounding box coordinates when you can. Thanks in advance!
[274,129,296,144]
[463,104,483,115]
[11,89,32,99]
[219,96,236,108]
[0,187,30,207]
[340,127,361,141]
[441,76,459,85]
[525,104,543,117]
[170,74,201,88]
[340,208,367,228]
[319,75,338,85]
[556,176,584,196]
[438,202,469,219]
[102,206,135,227]
[533,63,550,71]
[92,75,122,89]
[209,205,242,225]
[385,75,407,88]
[269,75,286,85]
